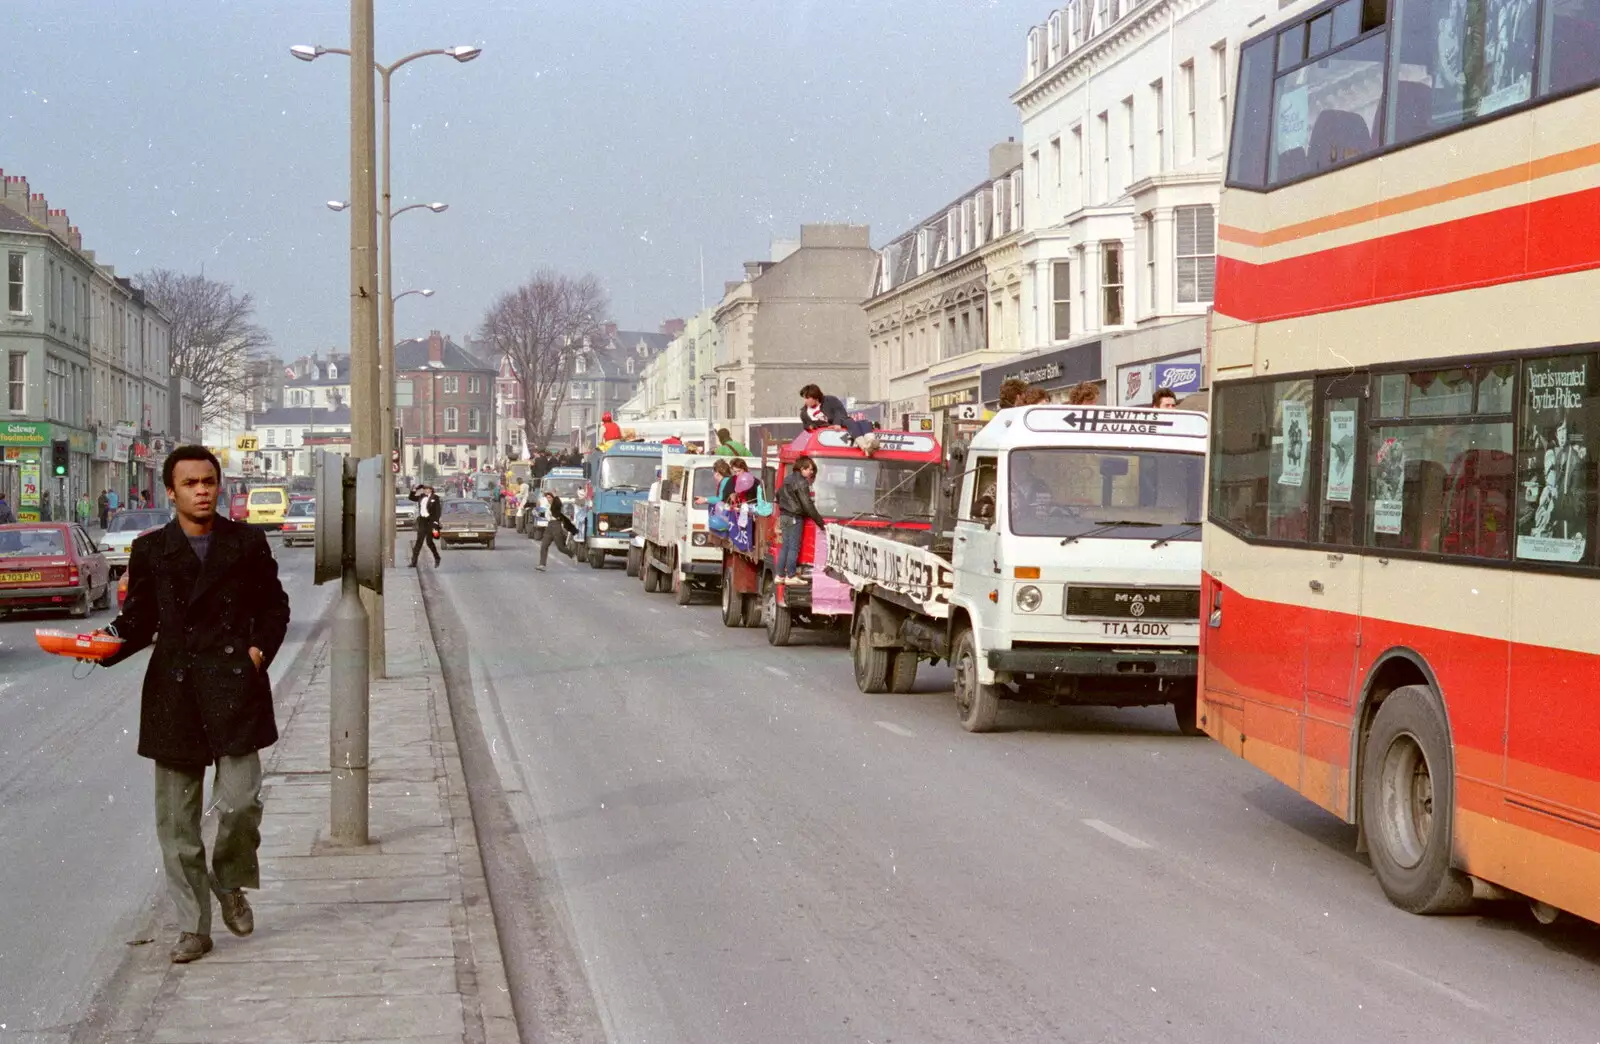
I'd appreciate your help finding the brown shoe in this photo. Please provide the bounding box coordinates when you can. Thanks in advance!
[170,932,213,964]
[218,888,254,937]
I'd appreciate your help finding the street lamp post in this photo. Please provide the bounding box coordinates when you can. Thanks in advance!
[293,39,479,679]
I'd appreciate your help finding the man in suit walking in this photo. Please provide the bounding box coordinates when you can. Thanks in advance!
[409,484,443,567]
[99,445,291,963]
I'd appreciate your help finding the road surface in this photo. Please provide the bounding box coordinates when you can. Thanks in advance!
[427,534,1600,1044]
[0,541,334,1042]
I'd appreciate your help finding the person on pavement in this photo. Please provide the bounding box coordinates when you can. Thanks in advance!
[98,489,110,529]
[715,428,752,457]
[96,445,290,965]
[1153,386,1179,409]
[536,490,579,570]
[77,492,93,525]
[409,484,443,567]
[776,455,827,586]
[600,412,623,442]
[0,492,13,524]
[799,384,851,431]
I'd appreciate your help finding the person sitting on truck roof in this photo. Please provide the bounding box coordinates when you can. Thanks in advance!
[997,377,1030,410]
[799,384,851,431]
[600,412,622,442]
[776,455,828,586]
[715,427,752,457]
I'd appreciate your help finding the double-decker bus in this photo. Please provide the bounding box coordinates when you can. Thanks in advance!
[1201,0,1600,925]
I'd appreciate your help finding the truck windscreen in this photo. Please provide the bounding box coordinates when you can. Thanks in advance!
[1007,449,1202,539]
[599,455,658,491]
[811,459,938,521]
[691,467,722,504]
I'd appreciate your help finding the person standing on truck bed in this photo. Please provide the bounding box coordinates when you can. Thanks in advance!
[798,384,851,431]
[715,427,752,457]
[776,455,827,586]
[536,490,579,570]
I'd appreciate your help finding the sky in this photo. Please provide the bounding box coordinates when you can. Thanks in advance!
[5,0,1047,359]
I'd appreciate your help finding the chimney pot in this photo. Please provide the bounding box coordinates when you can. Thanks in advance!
[428,330,444,364]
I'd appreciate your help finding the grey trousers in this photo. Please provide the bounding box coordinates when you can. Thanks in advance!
[154,753,263,936]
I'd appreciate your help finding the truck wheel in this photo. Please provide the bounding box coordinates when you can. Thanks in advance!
[587,547,606,570]
[850,610,889,692]
[952,628,1000,733]
[625,545,641,577]
[673,559,694,606]
[741,592,762,628]
[888,650,918,693]
[719,565,746,627]
[643,554,661,592]
[1361,685,1475,915]
[764,579,792,647]
[1172,687,1204,736]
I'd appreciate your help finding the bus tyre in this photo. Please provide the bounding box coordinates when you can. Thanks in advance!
[888,651,918,694]
[952,628,1000,733]
[1172,688,1204,736]
[764,578,792,647]
[851,609,889,693]
[587,546,606,570]
[720,566,746,628]
[625,545,641,577]
[1361,685,1475,915]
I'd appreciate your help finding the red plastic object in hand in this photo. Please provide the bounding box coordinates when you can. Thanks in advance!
[35,628,124,661]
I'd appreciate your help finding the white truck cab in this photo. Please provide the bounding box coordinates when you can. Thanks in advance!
[631,453,727,602]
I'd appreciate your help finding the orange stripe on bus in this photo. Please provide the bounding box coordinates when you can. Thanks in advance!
[1219,141,1600,250]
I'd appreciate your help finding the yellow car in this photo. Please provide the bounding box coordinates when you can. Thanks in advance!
[245,485,291,529]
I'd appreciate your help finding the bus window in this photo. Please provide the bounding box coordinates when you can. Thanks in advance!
[1386,0,1539,147]
[1541,0,1600,95]
[1228,37,1277,187]
[1208,379,1313,542]
[1270,33,1386,181]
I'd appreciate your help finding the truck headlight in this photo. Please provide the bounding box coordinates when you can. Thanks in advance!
[1015,585,1042,612]
[691,532,708,546]
[598,520,610,532]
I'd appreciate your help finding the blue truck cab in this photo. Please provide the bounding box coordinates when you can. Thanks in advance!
[575,441,663,569]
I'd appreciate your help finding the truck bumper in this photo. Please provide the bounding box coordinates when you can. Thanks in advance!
[987,648,1198,678]
[589,535,631,552]
[683,560,721,576]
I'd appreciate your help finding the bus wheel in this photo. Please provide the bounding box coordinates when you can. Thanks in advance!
[764,578,792,647]
[888,650,918,694]
[1172,687,1204,736]
[720,565,745,628]
[952,628,1000,733]
[1361,685,1474,915]
[625,545,641,577]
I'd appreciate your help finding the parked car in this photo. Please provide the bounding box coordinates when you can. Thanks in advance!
[394,494,419,531]
[246,485,291,529]
[0,522,114,619]
[99,508,171,576]
[279,499,317,547]
[228,492,251,522]
[439,499,497,549]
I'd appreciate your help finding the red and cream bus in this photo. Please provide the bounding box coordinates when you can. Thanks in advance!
[1201,0,1599,925]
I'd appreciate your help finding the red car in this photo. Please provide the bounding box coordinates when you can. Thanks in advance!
[229,492,250,522]
[0,522,114,619]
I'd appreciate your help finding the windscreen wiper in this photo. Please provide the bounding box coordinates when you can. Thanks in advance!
[1150,521,1204,549]
[1060,520,1160,546]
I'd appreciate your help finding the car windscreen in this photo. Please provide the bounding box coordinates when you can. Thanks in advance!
[445,500,492,517]
[0,528,67,556]
[287,501,316,517]
[810,459,939,521]
[250,490,283,505]
[599,455,658,491]
[109,511,167,532]
[1007,448,1203,540]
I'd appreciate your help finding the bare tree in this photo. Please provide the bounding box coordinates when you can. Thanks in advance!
[478,269,609,450]
[135,268,273,426]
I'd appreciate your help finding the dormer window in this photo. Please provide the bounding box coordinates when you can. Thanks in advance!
[1027,27,1044,78]
[574,355,587,375]
[328,363,338,380]
[1048,12,1062,65]
[626,357,635,376]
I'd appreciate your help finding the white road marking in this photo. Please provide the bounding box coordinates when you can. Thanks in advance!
[693,629,710,639]
[1082,819,1153,850]
[1375,958,1492,1013]
[874,721,915,738]
[764,666,788,677]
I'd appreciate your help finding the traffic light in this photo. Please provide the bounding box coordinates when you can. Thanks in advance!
[50,439,69,477]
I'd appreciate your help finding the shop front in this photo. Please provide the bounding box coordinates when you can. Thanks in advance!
[977,338,1102,408]
[1106,316,1209,409]
[0,421,91,521]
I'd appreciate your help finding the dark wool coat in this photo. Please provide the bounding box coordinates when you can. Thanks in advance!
[103,516,291,766]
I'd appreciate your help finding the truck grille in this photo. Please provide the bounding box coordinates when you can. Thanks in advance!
[1064,586,1199,621]
[603,513,633,531]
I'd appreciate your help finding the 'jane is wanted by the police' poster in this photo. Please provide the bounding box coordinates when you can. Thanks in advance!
[1516,356,1593,563]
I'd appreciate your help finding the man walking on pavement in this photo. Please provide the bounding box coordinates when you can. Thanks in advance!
[0,492,13,524]
[409,483,443,567]
[536,489,579,570]
[96,445,291,964]
[98,489,110,529]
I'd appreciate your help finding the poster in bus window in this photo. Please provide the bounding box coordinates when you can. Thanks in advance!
[1372,437,1406,535]
[1516,356,1591,563]
[1326,410,1356,502]
[1278,400,1308,488]
[1276,86,1310,153]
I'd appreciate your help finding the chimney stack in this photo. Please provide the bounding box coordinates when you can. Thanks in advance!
[46,208,70,241]
[1,174,30,218]
[428,330,444,364]
[27,193,48,225]
[602,322,618,340]
[68,225,82,252]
